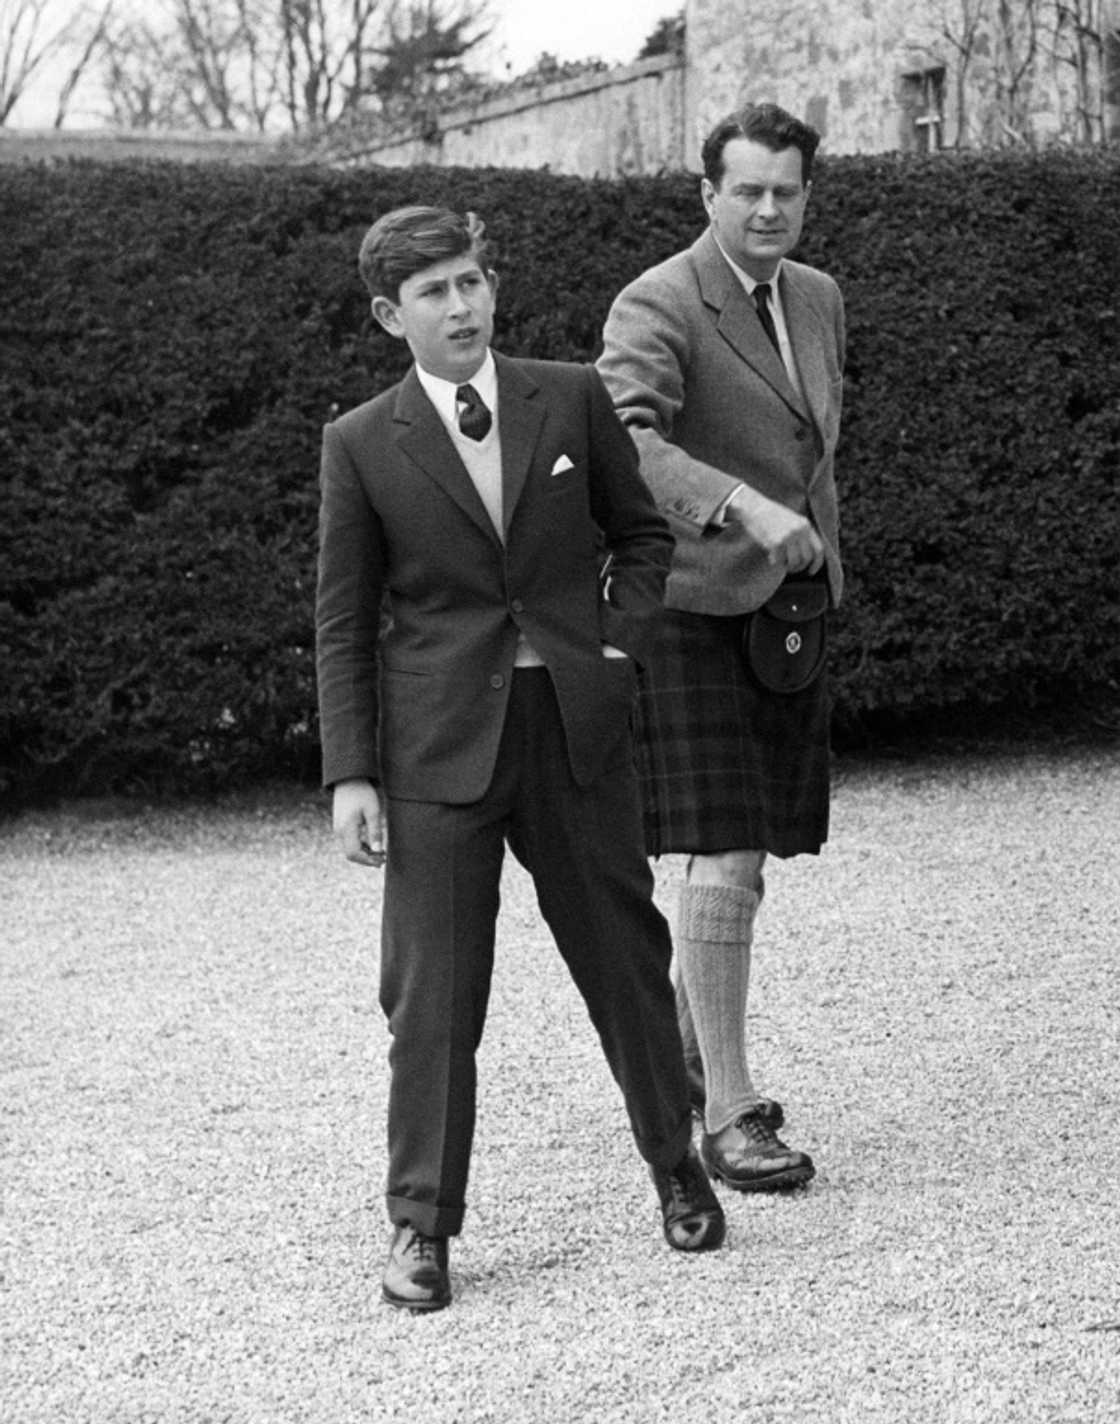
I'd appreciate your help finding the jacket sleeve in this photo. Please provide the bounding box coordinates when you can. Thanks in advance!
[582,364,674,665]
[597,274,742,530]
[314,420,386,789]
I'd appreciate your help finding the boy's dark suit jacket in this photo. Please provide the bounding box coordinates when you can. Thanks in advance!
[315,353,674,802]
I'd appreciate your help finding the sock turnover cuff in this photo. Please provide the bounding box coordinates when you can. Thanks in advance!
[678,882,760,944]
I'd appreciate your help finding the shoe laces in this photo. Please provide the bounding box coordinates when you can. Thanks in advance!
[737,1109,786,1150]
[666,1154,703,1207]
[403,1229,441,1262]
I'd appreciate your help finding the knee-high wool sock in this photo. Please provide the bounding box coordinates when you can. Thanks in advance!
[674,959,702,1084]
[676,882,761,1135]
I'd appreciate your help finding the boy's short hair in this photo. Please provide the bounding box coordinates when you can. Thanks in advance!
[358,205,491,301]
[701,102,821,187]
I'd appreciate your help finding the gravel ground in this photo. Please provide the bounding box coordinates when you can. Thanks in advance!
[2,746,1119,1424]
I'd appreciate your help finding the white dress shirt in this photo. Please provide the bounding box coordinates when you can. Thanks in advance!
[712,243,804,398]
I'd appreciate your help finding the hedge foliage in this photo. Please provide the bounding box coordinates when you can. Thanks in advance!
[2,151,1118,804]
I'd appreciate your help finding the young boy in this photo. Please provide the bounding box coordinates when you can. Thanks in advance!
[315,205,725,1312]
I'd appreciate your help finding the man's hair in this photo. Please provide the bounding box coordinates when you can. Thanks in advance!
[701,102,821,187]
[358,205,491,301]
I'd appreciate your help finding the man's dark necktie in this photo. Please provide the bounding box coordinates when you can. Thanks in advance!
[456,383,492,441]
[753,282,781,355]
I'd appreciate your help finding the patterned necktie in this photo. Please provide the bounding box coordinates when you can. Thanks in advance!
[456,383,492,441]
[753,282,781,355]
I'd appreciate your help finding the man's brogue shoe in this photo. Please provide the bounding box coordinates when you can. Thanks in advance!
[650,1145,727,1251]
[701,1107,815,1193]
[753,1097,784,1131]
[382,1225,451,1312]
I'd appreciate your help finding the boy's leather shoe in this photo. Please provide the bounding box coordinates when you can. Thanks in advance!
[650,1145,726,1251]
[701,1107,815,1192]
[382,1226,451,1312]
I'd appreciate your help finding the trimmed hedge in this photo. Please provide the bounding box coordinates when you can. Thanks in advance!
[811,153,1120,741]
[2,152,1118,804]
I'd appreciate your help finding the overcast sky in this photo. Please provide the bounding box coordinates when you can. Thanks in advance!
[9,0,681,127]
[485,0,679,74]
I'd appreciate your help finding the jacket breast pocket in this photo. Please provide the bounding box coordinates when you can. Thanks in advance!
[544,459,586,493]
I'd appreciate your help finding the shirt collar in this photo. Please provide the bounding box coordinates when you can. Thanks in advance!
[711,234,784,297]
[415,349,497,425]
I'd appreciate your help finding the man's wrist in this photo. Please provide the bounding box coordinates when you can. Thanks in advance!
[713,484,746,527]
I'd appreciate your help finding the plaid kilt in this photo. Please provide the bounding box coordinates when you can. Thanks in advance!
[633,606,831,859]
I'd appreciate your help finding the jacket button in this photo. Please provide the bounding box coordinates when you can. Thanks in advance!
[489,673,505,690]
[510,598,524,614]
[794,425,808,441]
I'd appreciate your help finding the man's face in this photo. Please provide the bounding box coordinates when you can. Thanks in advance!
[372,252,496,383]
[701,138,810,281]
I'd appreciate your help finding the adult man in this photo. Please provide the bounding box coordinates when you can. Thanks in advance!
[315,205,725,1314]
[598,103,845,1193]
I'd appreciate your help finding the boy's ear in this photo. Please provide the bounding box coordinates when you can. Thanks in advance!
[371,295,404,337]
[487,269,499,297]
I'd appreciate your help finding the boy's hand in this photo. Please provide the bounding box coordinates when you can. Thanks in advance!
[332,779,386,867]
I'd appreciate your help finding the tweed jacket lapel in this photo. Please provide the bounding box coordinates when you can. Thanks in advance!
[694,230,809,423]
[780,267,831,441]
[391,367,499,545]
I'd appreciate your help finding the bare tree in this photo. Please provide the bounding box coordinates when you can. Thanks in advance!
[176,0,253,128]
[99,14,188,128]
[92,0,384,133]
[50,3,114,127]
[940,0,988,147]
[1105,0,1120,139]
[937,0,1118,146]
[277,0,388,130]
[237,0,282,128]
[87,0,491,134]
[1051,0,1107,141]
[1,0,110,124]
[990,0,1041,142]
[96,0,285,131]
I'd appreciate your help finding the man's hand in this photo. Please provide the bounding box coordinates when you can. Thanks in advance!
[332,778,386,867]
[726,487,825,575]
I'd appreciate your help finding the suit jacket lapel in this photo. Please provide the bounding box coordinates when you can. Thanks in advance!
[694,230,809,421]
[391,368,499,544]
[494,353,546,539]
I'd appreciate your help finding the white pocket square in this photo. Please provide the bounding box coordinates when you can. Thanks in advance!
[550,454,575,476]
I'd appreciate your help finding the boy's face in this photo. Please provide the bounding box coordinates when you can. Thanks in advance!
[372,252,497,383]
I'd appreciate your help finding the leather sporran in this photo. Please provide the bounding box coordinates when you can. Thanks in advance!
[744,579,829,694]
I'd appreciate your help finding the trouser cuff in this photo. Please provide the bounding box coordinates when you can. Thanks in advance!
[386,1192,464,1238]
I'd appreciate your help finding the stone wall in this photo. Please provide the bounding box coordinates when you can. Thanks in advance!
[686,0,1120,157]
[339,55,687,177]
[686,0,904,156]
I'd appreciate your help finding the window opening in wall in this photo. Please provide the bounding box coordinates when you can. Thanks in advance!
[900,66,946,153]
